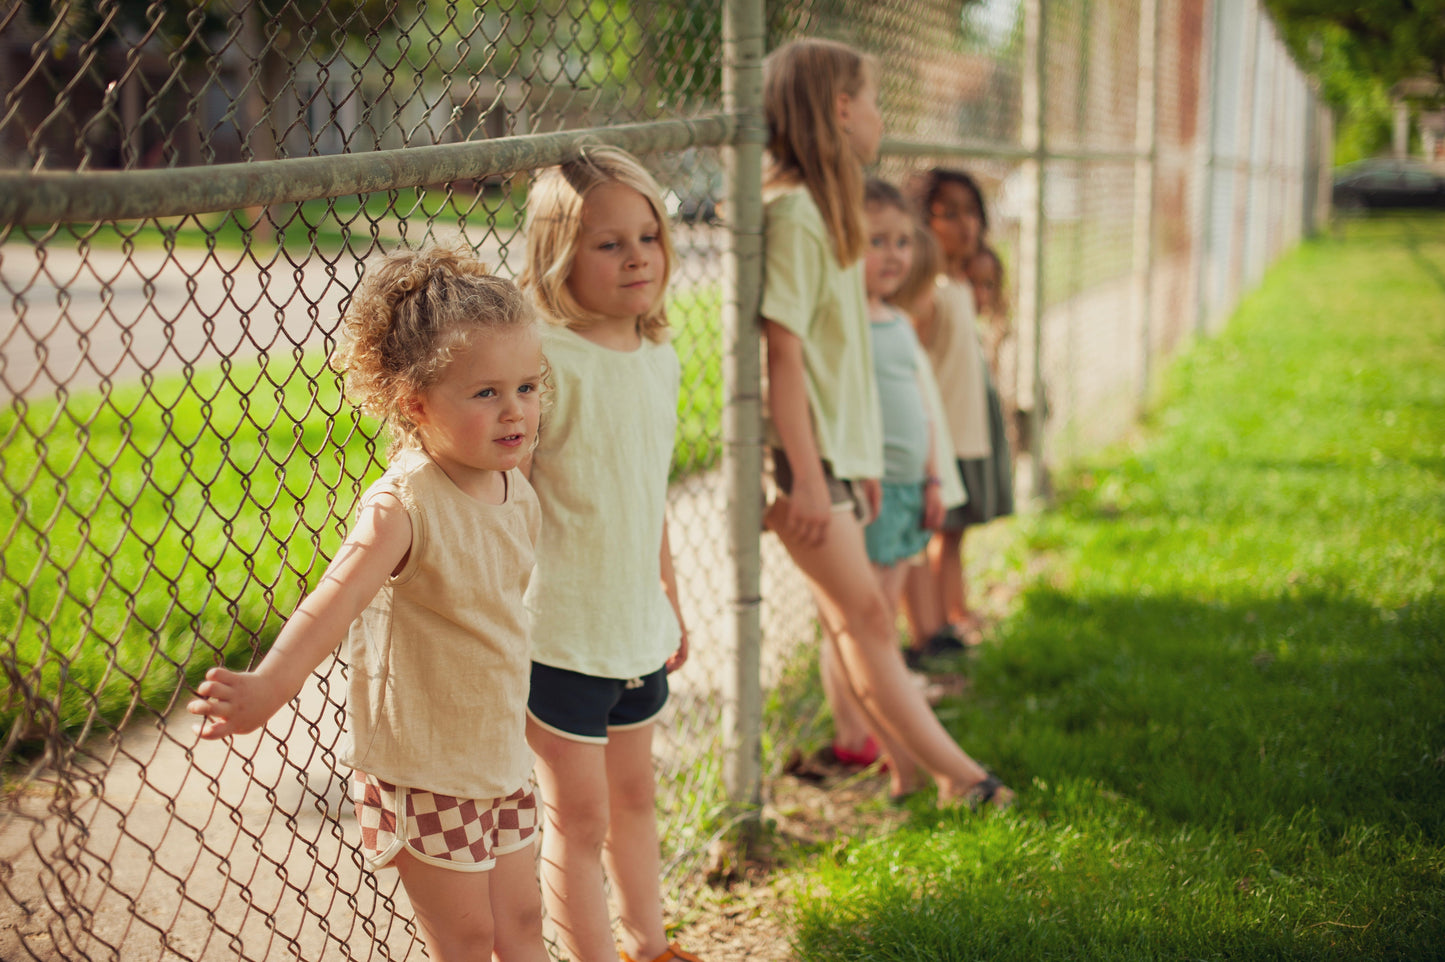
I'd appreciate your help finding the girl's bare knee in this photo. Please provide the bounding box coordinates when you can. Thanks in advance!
[425,915,495,962]
[610,775,656,817]
[845,591,893,644]
[493,903,544,955]
[546,796,610,855]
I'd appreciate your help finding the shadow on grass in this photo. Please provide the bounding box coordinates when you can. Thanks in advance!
[794,882,1442,962]
[976,586,1444,838]
[787,586,1445,961]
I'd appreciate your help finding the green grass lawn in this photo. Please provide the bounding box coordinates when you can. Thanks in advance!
[0,285,721,744]
[787,214,1445,960]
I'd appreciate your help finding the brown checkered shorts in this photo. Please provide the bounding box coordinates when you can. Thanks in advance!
[351,771,538,873]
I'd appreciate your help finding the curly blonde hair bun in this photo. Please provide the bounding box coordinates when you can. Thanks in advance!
[331,242,536,454]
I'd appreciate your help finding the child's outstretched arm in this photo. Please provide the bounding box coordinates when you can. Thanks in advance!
[188,494,412,739]
[659,518,689,673]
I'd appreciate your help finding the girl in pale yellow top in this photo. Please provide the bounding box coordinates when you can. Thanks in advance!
[189,244,549,962]
[905,169,1015,644]
[518,147,698,962]
[761,38,1013,811]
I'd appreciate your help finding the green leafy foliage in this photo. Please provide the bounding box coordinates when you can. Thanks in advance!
[1267,1,1445,164]
[1267,1,1445,91]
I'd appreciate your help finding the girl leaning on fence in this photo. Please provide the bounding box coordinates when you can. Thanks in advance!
[517,146,700,962]
[759,37,1013,811]
[188,244,550,962]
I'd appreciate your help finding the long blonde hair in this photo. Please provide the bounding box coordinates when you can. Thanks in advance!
[763,38,875,266]
[891,224,942,318]
[520,145,675,343]
[332,243,536,456]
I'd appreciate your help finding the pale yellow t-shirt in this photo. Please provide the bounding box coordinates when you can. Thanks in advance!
[760,185,884,481]
[340,448,540,801]
[920,277,991,460]
[525,323,682,680]
[913,339,969,511]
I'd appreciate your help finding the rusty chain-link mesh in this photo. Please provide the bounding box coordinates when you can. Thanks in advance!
[2,0,1323,959]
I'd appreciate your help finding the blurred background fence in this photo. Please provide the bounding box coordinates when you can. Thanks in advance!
[0,0,1326,959]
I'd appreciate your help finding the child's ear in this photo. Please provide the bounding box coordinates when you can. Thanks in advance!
[835,91,854,130]
[402,392,428,426]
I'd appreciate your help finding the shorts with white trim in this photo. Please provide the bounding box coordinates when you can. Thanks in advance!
[527,661,669,743]
[351,771,538,873]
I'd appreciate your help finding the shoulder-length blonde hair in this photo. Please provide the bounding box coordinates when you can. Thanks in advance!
[891,224,943,318]
[763,38,876,267]
[519,145,675,344]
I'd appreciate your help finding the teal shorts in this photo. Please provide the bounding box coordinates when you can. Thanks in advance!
[864,481,931,566]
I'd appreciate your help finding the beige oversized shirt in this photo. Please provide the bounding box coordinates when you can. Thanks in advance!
[914,340,969,511]
[760,185,884,481]
[525,323,682,679]
[340,448,540,800]
[920,277,991,460]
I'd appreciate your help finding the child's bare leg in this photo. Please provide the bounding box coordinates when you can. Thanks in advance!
[528,720,617,962]
[819,624,872,752]
[901,559,948,654]
[489,843,549,962]
[872,561,925,794]
[392,848,496,962]
[820,621,922,795]
[602,724,670,962]
[778,512,1001,804]
[874,561,908,636]
[928,527,977,630]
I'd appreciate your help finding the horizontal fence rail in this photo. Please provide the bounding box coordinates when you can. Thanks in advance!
[0,116,736,226]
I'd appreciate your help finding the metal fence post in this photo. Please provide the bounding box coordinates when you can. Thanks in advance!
[721,0,766,809]
[1133,0,1159,407]
[1196,0,1224,334]
[1231,3,1261,311]
[1019,0,1050,500]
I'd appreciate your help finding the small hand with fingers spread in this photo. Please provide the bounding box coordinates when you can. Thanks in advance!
[187,666,288,740]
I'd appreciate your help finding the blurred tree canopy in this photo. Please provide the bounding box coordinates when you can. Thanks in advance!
[1266,0,1445,164]
[1267,1,1445,90]
[25,0,401,60]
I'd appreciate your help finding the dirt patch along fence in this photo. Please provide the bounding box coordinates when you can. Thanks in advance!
[1,1,1325,959]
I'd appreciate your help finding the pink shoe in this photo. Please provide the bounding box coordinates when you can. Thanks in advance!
[831,735,880,767]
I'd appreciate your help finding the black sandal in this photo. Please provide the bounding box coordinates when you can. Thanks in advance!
[962,774,1012,812]
[923,628,967,660]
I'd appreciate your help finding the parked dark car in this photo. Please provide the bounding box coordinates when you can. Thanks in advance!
[1332,159,1445,212]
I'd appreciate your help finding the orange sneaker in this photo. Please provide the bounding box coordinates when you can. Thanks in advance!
[620,943,702,962]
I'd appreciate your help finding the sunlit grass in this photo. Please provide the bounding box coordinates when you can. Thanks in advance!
[789,214,1445,960]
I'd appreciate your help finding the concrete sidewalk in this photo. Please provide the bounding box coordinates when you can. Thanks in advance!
[0,464,811,962]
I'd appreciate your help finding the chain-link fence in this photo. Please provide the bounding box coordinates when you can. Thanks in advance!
[1,1,1325,959]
